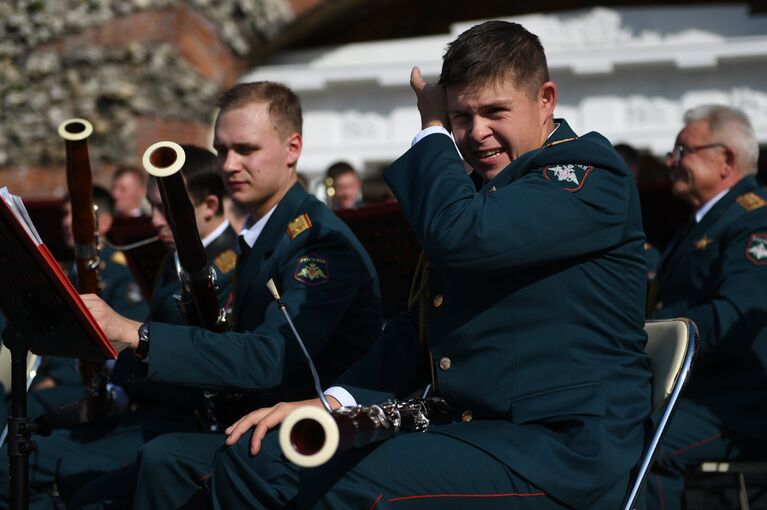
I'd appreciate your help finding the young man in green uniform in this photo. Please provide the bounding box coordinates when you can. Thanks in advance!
[211,20,651,510]
[80,82,382,509]
[646,105,767,509]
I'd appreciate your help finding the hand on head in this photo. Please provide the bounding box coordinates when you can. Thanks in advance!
[410,66,449,131]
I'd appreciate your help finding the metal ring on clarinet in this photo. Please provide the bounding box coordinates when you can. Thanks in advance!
[142,141,186,178]
[57,118,94,142]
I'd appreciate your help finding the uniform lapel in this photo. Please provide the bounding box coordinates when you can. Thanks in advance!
[233,183,308,320]
[658,176,759,294]
[484,119,578,190]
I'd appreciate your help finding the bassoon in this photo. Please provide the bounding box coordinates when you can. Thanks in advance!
[141,141,226,332]
[58,118,110,421]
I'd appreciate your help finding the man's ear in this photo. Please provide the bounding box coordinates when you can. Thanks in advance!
[539,81,557,118]
[98,212,113,234]
[202,194,219,220]
[285,133,302,167]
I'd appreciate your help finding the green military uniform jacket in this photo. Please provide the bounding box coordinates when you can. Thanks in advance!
[111,223,239,416]
[654,175,767,440]
[337,120,651,508]
[147,183,382,410]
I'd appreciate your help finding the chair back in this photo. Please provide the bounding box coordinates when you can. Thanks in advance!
[622,318,697,510]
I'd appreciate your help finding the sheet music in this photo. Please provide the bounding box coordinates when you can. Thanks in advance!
[0,187,42,246]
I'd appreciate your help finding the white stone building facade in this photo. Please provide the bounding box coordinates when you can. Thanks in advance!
[242,4,767,189]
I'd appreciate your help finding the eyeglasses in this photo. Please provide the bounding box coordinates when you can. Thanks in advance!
[666,143,727,165]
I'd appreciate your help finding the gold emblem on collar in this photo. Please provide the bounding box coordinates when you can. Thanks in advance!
[736,192,767,212]
[287,213,312,240]
[694,235,713,251]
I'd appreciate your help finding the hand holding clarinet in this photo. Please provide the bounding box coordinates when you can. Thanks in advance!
[223,279,449,466]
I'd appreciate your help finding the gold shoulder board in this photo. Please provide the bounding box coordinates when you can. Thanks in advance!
[111,251,128,266]
[737,192,767,212]
[287,213,312,240]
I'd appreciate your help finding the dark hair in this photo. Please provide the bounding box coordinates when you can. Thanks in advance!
[112,164,147,185]
[180,144,225,216]
[439,21,549,97]
[325,161,359,180]
[63,186,115,215]
[216,81,303,138]
[614,143,640,167]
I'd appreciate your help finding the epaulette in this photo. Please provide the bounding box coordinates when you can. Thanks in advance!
[110,251,127,266]
[287,213,312,240]
[544,136,578,149]
[736,192,767,212]
[214,249,237,274]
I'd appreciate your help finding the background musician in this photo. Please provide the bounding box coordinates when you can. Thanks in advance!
[78,81,382,509]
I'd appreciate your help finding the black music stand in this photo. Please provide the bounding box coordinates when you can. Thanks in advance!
[2,324,49,510]
[0,193,115,510]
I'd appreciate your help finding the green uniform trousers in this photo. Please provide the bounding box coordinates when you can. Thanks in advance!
[645,400,767,510]
[212,429,575,509]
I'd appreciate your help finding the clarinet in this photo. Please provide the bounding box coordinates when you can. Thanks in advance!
[280,395,449,468]
[141,141,227,332]
[58,118,111,422]
[265,279,450,468]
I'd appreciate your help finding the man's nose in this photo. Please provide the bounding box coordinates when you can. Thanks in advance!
[468,117,491,142]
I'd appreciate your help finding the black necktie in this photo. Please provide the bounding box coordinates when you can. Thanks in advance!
[238,235,251,263]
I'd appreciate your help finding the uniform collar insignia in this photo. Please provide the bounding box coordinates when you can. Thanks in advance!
[736,192,767,212]
[287,213,312,240]
[694,235,713,251]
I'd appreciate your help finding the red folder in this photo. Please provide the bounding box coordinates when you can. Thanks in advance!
[0,190,116,361]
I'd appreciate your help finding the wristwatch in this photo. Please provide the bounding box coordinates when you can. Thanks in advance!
[134,322,150,360]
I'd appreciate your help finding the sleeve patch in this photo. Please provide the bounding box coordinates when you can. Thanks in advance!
[294,255,329,286]
[736,192,767,212]
[287,213,312,240]
[214,249,238,274]
[745,233,767,265]
[542,164,593,192]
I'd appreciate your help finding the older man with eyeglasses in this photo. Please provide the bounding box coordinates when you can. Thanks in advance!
[647,104,767,509]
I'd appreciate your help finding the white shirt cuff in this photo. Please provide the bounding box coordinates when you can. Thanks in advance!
[412,126,451,146]
[324,386,358,408]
